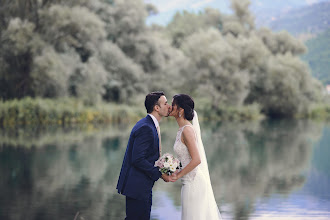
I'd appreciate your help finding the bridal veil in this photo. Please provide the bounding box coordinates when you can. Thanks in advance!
[191,110,222,219]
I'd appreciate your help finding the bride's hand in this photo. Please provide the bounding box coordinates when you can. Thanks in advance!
[170,173,179,182]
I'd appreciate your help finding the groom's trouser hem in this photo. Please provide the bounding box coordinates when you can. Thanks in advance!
[125,193,152,220]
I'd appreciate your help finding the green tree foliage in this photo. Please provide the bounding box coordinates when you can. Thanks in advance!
[0,0,324,118]
[251,54,322,117]
[166,8,223,48]
[181,29,250,107]
[102,0,186,94]
[0,0,190,104]
[0,18,43,98]
[258,28,306,56]
[166,0,323,117]
[0,0,181,104]
[99,41,145,103]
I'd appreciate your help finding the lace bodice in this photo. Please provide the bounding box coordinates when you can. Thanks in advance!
[173,125,198,182]
[173,112,222,219]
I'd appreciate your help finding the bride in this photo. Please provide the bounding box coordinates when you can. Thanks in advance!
[169,94,222,220]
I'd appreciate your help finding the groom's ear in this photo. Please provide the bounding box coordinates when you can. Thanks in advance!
[154,104,160,112]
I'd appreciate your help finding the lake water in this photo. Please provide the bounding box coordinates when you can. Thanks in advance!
[0,118,330,220]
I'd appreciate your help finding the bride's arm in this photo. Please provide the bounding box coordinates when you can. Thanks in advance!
[175,126,201,180]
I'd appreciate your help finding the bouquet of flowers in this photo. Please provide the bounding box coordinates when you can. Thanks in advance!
[154,153,182,175]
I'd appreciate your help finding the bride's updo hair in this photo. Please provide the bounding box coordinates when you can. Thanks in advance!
[173,94,195,120]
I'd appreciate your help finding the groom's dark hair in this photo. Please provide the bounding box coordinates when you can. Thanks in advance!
[145,91,165,113]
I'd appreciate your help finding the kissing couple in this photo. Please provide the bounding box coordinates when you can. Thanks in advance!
[116,91,222,220]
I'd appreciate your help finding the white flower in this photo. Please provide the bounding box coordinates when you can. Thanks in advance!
[163,162,170,168]
[170,165,176,172]
[158,153,181,174]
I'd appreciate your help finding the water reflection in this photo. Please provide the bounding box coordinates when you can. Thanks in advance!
[202,119,323,219]
[0,124,130,220]
[0,119,329,220]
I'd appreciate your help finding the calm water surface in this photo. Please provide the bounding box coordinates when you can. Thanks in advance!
[0,119,329,220]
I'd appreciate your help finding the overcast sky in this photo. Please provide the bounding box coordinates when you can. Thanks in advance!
[144,0,328,26]
[145,0,231,25]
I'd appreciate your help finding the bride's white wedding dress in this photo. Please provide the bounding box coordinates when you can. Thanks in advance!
[173,111,222,220]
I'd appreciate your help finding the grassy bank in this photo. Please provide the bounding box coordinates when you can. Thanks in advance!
[198,104,264,121]
[0,97,145,127]
[302,104,330,121]
[0,98,265,127]
[1,98,330,127]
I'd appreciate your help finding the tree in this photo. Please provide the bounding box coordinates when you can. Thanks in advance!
[0,0,324,118]
[166,8,223,48]
[0,18,43,99]
[98,42,145,103]
[0,0,157,103]
[181,29,250,107]
[165,0,323,117]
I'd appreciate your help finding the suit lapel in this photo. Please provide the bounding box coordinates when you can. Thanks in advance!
[145,115,160,153]
[146,115,157,132]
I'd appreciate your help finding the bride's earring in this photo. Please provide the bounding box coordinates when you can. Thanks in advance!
[179,113,181,118]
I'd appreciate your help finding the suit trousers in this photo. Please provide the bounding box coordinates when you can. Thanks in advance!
[125,193,152,220]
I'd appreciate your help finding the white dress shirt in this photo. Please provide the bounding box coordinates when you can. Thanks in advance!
[148,114,159,129]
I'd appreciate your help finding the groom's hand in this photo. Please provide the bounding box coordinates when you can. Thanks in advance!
[161,174,172,182]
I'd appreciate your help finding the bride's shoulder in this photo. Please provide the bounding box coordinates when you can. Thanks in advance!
[181,124,193,131]
[181,125,195,139]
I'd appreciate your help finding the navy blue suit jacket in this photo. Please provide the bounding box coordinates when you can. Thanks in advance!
[116,115,162,201]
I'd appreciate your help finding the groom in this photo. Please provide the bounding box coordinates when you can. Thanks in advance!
[116,91,173,220]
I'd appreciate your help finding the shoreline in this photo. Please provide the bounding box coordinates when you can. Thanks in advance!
[1,98,330,127]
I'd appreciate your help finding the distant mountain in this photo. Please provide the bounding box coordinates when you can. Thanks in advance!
[252,0,329,30]
[266,2,330,35]
[144,0,329,27]
[302,29,330,85]
[259,1,330,85]
[252,0,308,25]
